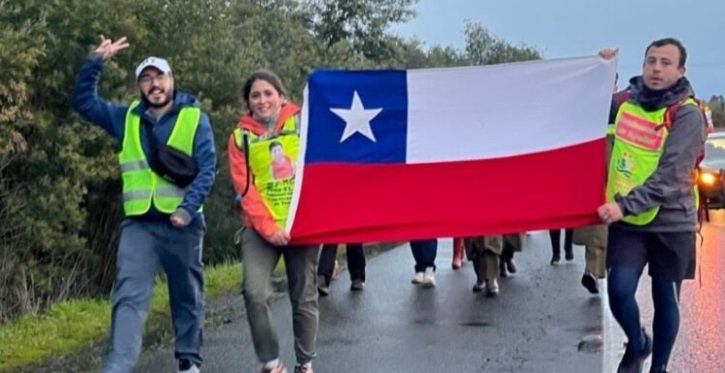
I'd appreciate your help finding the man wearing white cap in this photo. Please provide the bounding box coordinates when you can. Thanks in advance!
[72,36,216,373]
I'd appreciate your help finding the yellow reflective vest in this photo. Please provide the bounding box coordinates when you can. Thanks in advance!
[606,98,698,225]
[118,100,201,216]
[233,116,299,229]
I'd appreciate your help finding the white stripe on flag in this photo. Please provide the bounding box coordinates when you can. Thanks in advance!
[287,85,309,234]
[405,56,617,164]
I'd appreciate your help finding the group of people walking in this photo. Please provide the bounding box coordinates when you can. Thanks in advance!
[71,35,706,373]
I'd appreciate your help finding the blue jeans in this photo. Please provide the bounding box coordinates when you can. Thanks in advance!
[410,239,437,272]
[102,218,205,373]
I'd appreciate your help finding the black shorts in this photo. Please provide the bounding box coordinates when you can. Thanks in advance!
[606,224,696,281]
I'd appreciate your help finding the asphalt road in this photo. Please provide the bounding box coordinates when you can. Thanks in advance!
[48,217,723,373]
[135,232,604,373]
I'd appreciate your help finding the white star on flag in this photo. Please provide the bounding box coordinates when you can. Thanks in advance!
[330,90,383,143]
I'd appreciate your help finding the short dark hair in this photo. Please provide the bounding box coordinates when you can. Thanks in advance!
[242,69,288,107]
[645,38,687,68]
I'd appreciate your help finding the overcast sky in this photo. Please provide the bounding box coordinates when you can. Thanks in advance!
[392,0,724,98]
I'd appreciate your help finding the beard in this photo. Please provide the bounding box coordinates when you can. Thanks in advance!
[142,88,173,108]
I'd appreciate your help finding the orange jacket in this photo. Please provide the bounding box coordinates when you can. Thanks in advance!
[228,104,301,242]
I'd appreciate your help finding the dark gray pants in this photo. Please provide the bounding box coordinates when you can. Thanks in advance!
[241,228,320,365]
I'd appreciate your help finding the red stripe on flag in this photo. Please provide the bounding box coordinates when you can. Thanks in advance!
[289,139,606,245]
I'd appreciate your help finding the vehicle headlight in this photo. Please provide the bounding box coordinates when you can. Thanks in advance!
[701,172,717,185]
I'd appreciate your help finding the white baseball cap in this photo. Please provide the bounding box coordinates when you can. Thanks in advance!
[134,56,172,79]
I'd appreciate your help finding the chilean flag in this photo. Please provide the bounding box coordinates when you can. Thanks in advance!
[287,56,617,244]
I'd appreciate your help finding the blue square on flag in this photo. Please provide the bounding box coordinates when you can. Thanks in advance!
[305,70,408,164]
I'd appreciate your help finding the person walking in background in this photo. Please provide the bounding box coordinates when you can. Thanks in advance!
[410,239,438,288]
[549,228,573,265]
[317,243,366,295]
[452,237,466,270]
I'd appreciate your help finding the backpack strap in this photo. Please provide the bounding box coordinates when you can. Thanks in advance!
[232,127,253,199]
[663,97,709,166]
[663,96,711,130]
[615,90,630,111]
[663,101,682,131]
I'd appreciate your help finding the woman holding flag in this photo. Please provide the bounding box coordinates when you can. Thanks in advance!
[228,70,319,373]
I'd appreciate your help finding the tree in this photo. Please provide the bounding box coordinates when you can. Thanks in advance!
[0,0,49,319]
[306,0,419,62]
[425,45,466,67]
[0,0,353,320]
[393,22,540,71]
[0,0,546,323]
[462,21,540,65]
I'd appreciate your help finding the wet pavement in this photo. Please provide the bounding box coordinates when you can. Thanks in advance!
[23,218,725,372]
[135,232,604,373]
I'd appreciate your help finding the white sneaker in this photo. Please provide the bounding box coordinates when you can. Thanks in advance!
[422,267,436,288]
[178,359,200,373]
[260,361,288,373]
[411,271,425,284]
[485,278,499,297]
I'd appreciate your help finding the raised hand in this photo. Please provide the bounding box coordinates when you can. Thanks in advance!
[598,48,619,60]
[93,35,130,61]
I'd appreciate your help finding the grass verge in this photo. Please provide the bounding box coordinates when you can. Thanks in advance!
[0,243,393,372]
[0,260,246,372]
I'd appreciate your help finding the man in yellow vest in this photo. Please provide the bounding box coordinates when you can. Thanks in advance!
[597,39,706,373]
[72,36,216,373]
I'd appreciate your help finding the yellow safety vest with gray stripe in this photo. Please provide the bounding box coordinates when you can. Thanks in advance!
[233,116,299,229]
[119,100,201,216]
